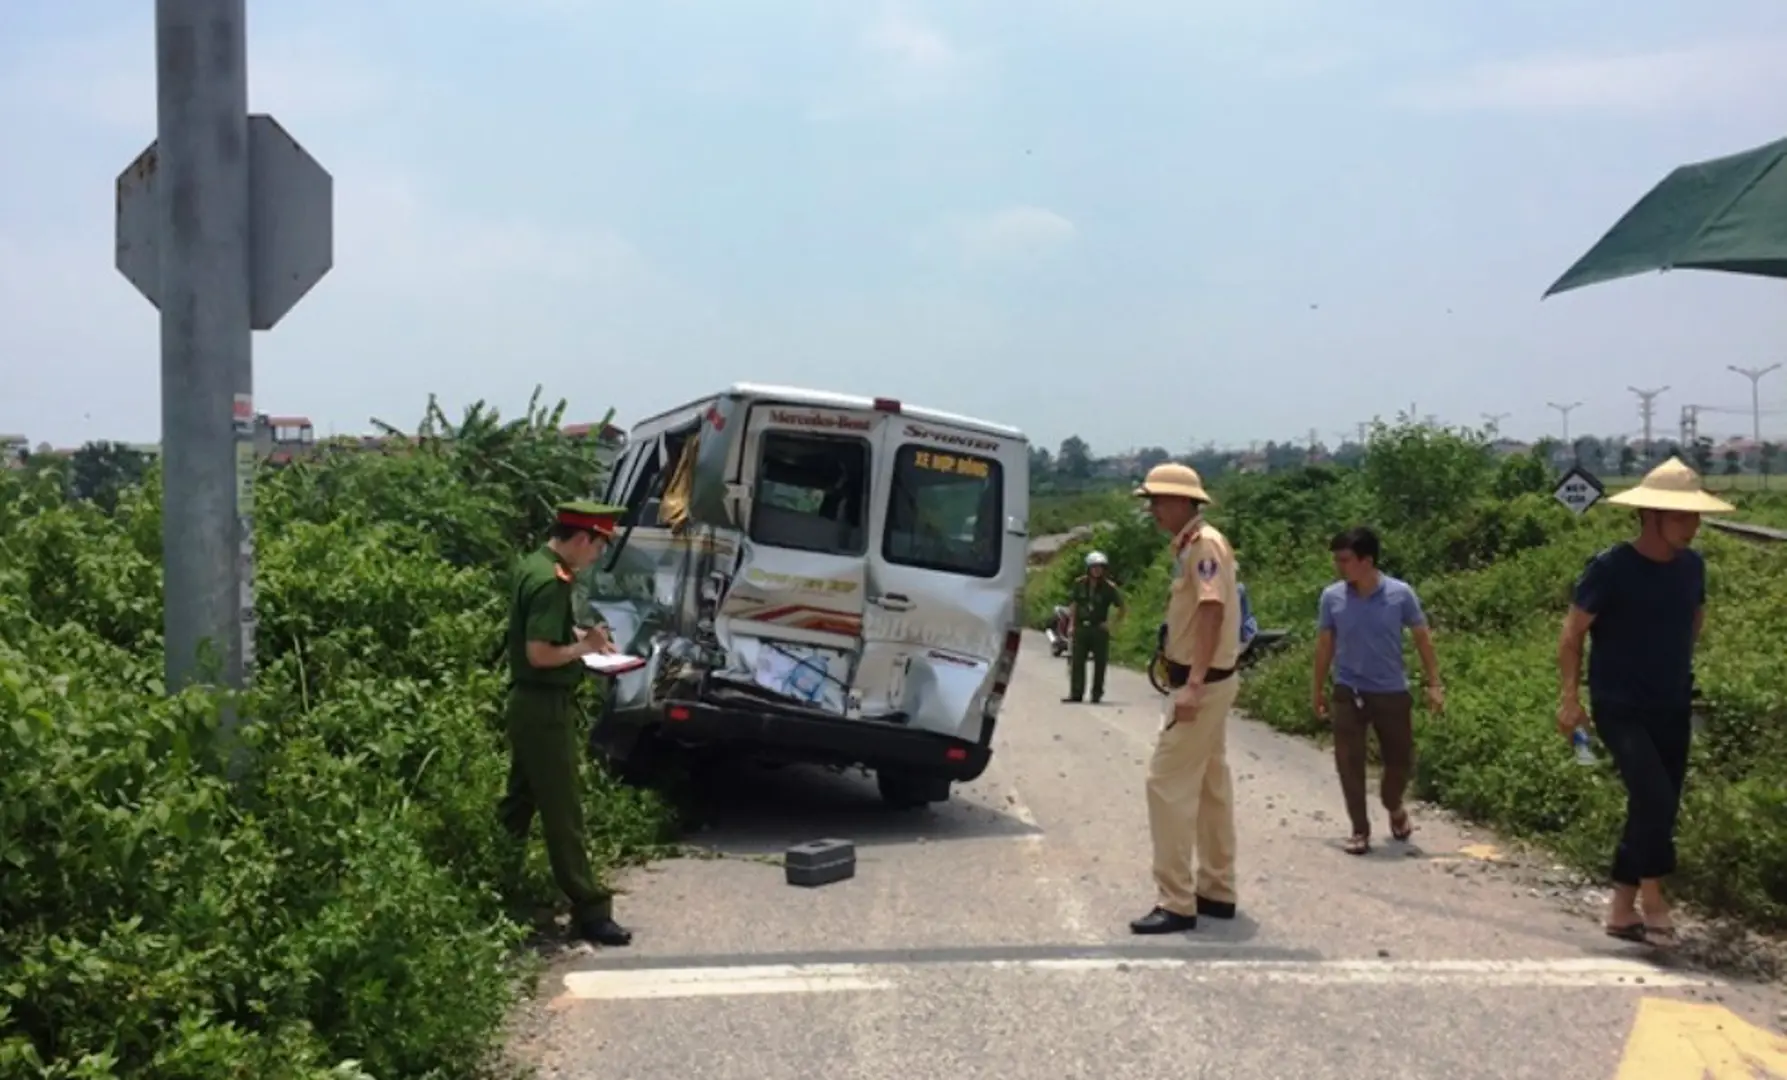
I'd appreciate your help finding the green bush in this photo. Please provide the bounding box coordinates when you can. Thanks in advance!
[0,394,677,1079]
[1035,420,1787,930]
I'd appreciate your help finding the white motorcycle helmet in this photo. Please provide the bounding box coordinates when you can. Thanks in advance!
[1085,550,1108,569]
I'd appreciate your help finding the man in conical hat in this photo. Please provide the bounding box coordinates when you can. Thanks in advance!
[1556,457,1732,949]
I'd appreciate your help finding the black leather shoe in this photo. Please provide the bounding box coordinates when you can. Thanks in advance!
[1196,896,1237,920]
[1061,696,1082,703]
[1129,907,1197,934]
[576,916,633,947]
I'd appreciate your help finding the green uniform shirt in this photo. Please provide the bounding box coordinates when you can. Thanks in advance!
[507,545,583,689]
[1071,575,1123,630]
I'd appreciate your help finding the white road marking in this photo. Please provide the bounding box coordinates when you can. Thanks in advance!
[1004,784,1041,833]
[557,956,1711,1002]
[561,964,894,1001]
[997,775,1101,944]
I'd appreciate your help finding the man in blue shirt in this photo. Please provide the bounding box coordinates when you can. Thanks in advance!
[1312,526,1443,855]
[1557,457,1731,949]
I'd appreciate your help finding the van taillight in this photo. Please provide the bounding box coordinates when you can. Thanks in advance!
[873,397,902,413]
[990,629,1022,696]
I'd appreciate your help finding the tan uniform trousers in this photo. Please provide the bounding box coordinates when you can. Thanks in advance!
[1147,675,1241,916]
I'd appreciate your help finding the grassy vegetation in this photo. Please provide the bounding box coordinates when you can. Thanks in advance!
[1028,485,1133,537]
[1,396,678,1079]
[1026,423,1787,930]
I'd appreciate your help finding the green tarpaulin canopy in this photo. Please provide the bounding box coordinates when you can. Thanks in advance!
[1544,135,1787,297]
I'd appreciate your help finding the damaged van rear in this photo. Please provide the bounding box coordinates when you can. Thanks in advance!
[583,383,1030,808]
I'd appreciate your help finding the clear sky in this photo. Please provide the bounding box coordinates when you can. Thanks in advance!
[3,0,1786,456]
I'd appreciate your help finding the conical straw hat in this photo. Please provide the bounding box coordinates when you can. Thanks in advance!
[1605,456,1735,514]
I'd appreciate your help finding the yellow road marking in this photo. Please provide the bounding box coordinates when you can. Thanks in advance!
[1615,997,1787,1079]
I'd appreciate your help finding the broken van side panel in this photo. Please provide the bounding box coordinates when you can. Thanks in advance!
[689,394,744,527]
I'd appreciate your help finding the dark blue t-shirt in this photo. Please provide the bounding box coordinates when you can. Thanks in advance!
[1573,542,1705,708]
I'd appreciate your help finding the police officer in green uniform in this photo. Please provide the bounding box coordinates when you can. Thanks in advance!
[497,499,632,947]
[1064,549,1126,704]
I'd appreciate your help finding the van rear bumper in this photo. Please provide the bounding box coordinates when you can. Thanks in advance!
[643,700,993,781]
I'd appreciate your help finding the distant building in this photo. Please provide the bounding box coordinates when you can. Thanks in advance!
[255,415,315,464]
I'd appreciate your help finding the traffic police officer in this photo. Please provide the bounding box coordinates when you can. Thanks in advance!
[1129,464,1243,934]
[1064,550,1125,704]
[497,499,633,947]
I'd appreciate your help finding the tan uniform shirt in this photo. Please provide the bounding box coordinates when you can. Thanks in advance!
[1163,516,1241,671]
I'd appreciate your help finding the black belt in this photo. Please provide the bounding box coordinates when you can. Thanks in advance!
[1164,662,1235,689]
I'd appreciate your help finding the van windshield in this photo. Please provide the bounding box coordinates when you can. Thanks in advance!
[751,431,870,555]
[883,444,1004,578]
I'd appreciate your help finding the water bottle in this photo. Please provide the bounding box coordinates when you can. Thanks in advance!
[1572,727,1596,767]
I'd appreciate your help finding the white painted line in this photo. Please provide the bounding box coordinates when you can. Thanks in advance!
[999,778,1102,944]
[1004,784,1041,833]
[559,956,1710,1002]
[561,963,894,1001]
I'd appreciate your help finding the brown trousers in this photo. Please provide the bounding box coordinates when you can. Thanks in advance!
[1332,684,1414,838]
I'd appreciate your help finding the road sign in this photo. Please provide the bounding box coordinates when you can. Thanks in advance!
[116,114,333,331]
[1552,465,1605,515]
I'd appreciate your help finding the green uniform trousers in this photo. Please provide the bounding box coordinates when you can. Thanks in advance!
[1069,626,1111,702]
[497,683,612,922]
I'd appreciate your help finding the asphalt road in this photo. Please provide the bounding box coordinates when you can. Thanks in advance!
[509,634,1787,1080]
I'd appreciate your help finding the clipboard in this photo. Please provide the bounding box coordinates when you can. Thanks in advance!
[581,652,647,676]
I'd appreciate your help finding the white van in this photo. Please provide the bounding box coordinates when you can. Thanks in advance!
[583,383,1030,808]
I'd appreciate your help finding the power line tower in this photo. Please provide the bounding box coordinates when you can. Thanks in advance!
[1546,401,1583,444]
[1680,404,1699,449]
[1480,412,1510,438]
[1629,386,1669,467]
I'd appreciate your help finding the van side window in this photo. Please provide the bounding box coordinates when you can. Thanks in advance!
[614,428,694,525]
[883,444,1003,578]
[750,432,870,556]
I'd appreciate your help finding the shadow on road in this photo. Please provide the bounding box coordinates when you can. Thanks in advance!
[671,761,1042,857]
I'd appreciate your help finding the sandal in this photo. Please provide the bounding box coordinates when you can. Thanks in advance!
[1390,809,1414,842]
[1604,921,1647,943]
[1344,834,1371,856]
[1643,924,1680,948]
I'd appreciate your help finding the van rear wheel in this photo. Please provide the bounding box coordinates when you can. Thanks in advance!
[877,768,949,809]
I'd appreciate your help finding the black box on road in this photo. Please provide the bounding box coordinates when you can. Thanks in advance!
[785,839,855,887]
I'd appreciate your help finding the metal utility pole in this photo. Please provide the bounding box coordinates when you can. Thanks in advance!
[1546,401,1583,445]
[1680,404,1699,451]
[1481,412,1510,437]
[1729,363,1781,478]
[1629,386,1668,468]
[116,0,333,719]
[150,1,251,697]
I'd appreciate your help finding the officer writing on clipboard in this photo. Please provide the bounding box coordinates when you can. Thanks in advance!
[496,499,634,947]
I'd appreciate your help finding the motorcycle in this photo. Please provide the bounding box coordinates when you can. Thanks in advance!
[1146,623,1290,695]
[1045,605,1073,657]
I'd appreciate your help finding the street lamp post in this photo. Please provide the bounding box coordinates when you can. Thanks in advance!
[1728,363,1781,488]
[1546,401,1583,458]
